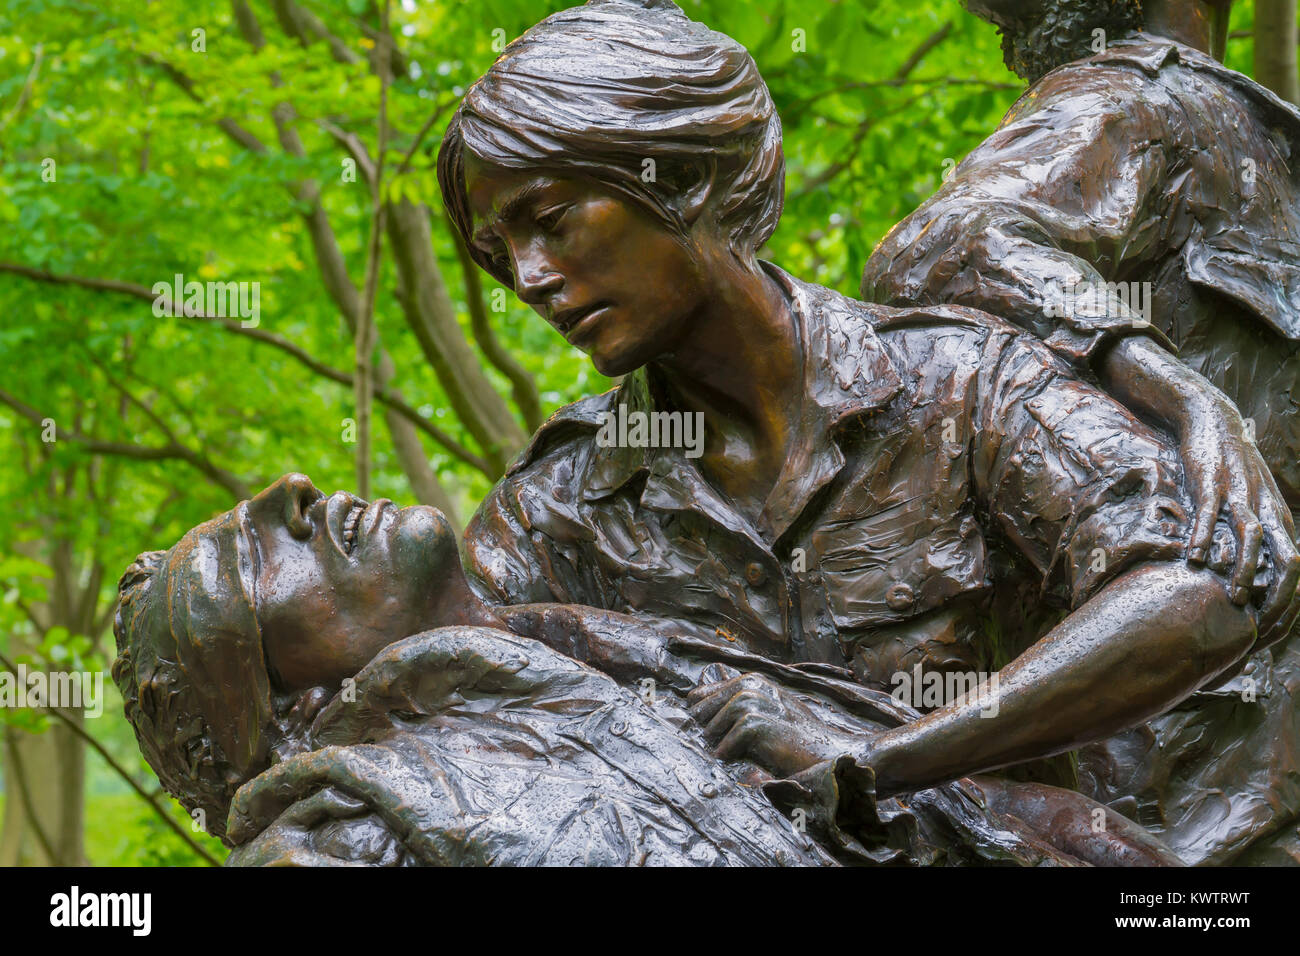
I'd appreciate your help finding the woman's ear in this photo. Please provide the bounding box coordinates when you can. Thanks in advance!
[676,155,717,227]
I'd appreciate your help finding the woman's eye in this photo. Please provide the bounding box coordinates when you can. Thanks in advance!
[536,205,569,232]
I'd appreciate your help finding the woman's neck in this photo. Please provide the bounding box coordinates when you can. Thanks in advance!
[653,253,800,446]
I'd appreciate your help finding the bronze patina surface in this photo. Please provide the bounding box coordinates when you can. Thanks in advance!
[863,0,1300,865]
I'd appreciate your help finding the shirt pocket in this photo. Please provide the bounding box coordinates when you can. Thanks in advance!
[815,507,989,630]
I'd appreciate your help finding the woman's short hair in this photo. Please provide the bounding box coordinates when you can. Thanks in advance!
[438,0,785,287]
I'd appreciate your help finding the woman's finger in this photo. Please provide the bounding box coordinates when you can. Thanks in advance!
[713,712,769,762]
[704,689,780,740]
[1228,501,1263,603]
[688,675,765,724]
[1187,492,1220,565]
[1256,499,1300,635]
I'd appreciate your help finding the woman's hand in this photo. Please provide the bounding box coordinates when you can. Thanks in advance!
[1100,335,1300,638]
[1176,388,1300,635]
[686,672,860,778]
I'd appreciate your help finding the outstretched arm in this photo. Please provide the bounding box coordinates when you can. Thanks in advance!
[697,331,1295,793]
[857,562,1254,798]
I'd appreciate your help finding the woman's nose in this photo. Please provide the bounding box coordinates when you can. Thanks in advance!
[515,260,564,307]
[254,473,321,540]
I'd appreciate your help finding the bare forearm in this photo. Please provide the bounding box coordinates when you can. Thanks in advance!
[862,563,1255,798]
[1099,335,1214,429]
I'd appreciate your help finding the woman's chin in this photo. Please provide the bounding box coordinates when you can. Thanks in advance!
[590,343,652,378]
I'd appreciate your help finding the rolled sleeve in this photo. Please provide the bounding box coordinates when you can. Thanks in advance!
[973,331,1194,608]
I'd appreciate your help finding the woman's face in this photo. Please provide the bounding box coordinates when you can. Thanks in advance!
[463,155,710,376]
[242,474,458,692]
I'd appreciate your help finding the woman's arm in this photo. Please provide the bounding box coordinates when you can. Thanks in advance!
[690,560,1266,799]
[856,562,1255,798]
[696,330,1290,793]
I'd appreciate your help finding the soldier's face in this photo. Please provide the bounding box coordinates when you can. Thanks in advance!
[464,155,708,377]
[242,474,459,692]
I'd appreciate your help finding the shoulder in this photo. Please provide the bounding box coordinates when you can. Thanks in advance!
[1003,37,1185,126]
[501,389,614,481]
[869,301,1018,339]
[1031,35,1300,132]
[867,299,1023,367]
[787,266,1016,345]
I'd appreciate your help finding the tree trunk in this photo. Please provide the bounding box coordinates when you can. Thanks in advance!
[1255,0,1299,105]
[386,198,527,476]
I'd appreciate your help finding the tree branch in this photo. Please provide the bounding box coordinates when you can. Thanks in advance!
[795,22,955,195]
[353,0,393,498]
[0,262,489,473]
[2,727,59,864]
[0,43,43,134]
[0,652,223,866]
[0,387,251,500]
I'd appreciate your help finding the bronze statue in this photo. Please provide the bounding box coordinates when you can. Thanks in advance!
[110,478,837,864]
[112,0,1298,865]
[114,472,1188,864]
[862,0,1300,865]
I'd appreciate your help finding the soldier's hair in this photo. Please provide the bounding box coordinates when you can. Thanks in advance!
[111,551,240,843]
[994,0,1144,82]
[438,0,784,287]
[112,535,302,846]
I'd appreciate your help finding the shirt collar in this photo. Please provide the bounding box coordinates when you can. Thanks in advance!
[580,263,904,540]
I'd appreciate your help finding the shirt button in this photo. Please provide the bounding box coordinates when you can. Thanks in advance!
[886,582,915,611]
[745,562,767,587]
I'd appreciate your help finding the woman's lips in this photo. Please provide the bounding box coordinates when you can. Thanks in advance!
[552,301,608,333]
[563,305,610,344]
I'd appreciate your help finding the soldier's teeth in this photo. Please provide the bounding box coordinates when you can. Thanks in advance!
[342,504,362,554]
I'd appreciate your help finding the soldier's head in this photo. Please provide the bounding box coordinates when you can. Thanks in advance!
[963,0,1233,81]
[111,473,466,843]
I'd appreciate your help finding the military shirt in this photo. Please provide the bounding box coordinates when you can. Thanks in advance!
[463,263,1211,692]
[862,35,1300,505]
